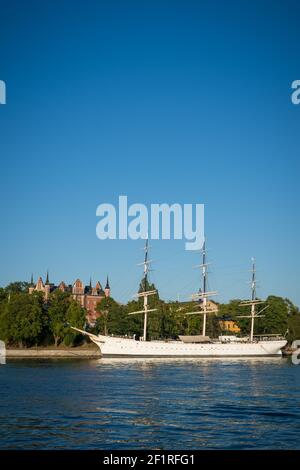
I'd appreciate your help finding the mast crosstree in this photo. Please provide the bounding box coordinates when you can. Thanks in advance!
[185,239,218,336]
[237,258,267,342]
[128,239,157,341]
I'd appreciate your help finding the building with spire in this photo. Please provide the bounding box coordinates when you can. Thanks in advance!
[29,272,52,300]
[29,274,111,325]
[105,276,110,297]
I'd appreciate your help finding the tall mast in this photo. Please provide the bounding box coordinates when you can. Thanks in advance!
[250,258,256,342]
[128,239,157,341]
[142,239,149,341]
[238,258,266,342]
[201,240,208,336]
[185,238,218,336]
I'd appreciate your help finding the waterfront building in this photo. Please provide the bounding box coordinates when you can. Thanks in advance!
[218,318,241,333]
[29,274,111,325]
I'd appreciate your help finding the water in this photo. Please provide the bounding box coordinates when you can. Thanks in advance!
[0,357,300,449]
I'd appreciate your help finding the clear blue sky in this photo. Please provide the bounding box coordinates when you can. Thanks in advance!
[0,0,299,306]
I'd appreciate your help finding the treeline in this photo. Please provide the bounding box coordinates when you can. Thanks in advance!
[218,296,300,343]
[95,292,300,344]
[0,282,86,347]
[0,281,300,347]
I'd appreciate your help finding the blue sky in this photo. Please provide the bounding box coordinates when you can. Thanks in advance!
[0,0,299,305]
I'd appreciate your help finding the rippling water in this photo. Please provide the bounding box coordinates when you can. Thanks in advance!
[0,357,300,449]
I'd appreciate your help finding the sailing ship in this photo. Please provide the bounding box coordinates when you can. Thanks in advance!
[72,241,287,357]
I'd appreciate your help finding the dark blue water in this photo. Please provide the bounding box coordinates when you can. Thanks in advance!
[0,357,299,449]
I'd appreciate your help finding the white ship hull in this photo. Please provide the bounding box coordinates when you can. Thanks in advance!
[91,335,287,358]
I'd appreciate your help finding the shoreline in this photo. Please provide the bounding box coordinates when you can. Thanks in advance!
[5,347,101,358]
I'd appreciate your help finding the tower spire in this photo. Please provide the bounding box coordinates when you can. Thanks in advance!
[45,270,49,285]
[105,275,110,290]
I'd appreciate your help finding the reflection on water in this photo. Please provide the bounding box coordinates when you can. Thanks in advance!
[0,357,299,449]
[97,356,284,366]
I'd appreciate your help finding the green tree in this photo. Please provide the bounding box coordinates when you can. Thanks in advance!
[5,282,30,294]
[219,296,297,339]
[171,301,217,337]
[206,314,222,338]
[95,297,126,336]
[125,300,145,338]
[0,293,44,347]
[0,288,7,303]
[158,302,178,339]
[255,296,288,336]
[125,280,173,340]
[137,279,166,340]
[218,299,248,334]
[48,290,70,347]
[287,313,300,343]
[285,298,300,343]
[64,300,86,346]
